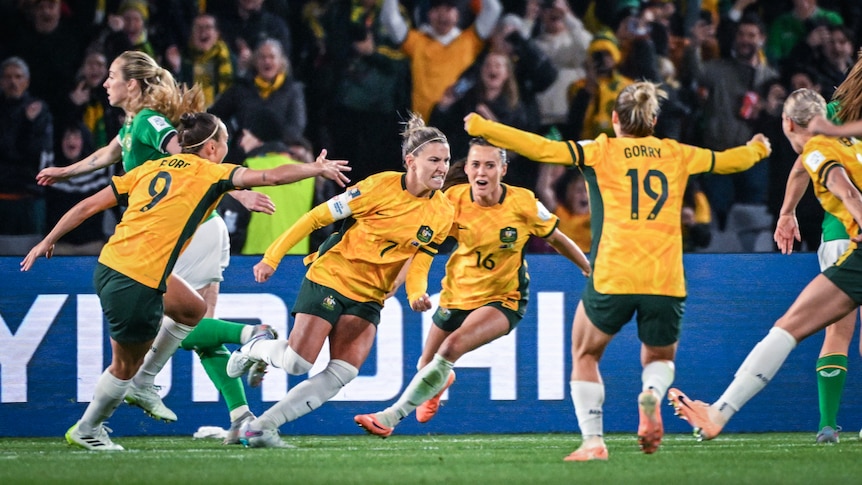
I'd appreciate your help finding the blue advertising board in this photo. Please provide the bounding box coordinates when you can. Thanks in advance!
[1,254,859,438]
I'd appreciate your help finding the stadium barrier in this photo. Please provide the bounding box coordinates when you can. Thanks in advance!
[2,254,859,437]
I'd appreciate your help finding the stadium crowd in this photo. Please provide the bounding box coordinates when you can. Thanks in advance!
[1,0,860,254]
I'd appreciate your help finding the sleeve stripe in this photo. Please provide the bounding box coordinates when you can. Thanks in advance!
[568,141,585,169]
[708,151,715,173]
[819,161,841,188]
[419,246,437,257]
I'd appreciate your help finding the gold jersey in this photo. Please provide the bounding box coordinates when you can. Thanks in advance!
[439,183,559,311]
[306,172,455,304]
[99,154,239,291]
[465,116,769,296]
[800,135,862,242]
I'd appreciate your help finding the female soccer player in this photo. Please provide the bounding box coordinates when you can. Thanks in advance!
[353,137,591,437]
[224,113,455,448]
[463,81,771,460]
[670,89,862,443]
[21,112,350,451]
[774,54,862,444]
[35,51,286,439]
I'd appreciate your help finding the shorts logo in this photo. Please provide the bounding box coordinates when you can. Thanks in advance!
[416,225,433,244]
[435,307,451,321]
[321,295,337,311]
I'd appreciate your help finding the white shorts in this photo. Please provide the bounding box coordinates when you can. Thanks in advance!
[817,238,851,271]
[173,216,230,290]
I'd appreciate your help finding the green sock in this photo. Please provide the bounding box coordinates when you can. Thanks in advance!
[180,318,244,350]
[196,345,248,412]
[816,353,847,430]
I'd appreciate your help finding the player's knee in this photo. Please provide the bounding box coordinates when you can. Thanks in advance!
[282,345,314,375]
[325,359,359,387]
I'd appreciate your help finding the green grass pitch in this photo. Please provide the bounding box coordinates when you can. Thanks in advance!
[2,433,861,484]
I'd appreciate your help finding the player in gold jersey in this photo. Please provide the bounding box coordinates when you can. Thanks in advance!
[20,112,350,451]
[224,114,455,448]
[464,81,771,460]
[353,137,591,438]
[669,88,862,443]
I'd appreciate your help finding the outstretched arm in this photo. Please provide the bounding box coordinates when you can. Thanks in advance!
[20,187,117,271]
[233,149,350,189]
[464,112,576,164]
[36,137,122,186]
[712,133,772,174]
[773,156,808,255]
[544,228,591,277]
[809,116,862,138]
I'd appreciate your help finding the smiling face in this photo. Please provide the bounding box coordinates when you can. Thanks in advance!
[405,141,451,197]
[465,144,506,204]
[428,4,459,36]
[191,15,219,52]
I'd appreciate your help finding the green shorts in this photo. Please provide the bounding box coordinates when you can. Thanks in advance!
[432,300,525,334]
[292,277,383,326]
[581,277,685,347]
[823,246,862,303]
[93,263,163,343]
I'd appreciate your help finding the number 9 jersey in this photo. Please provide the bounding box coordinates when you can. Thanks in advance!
[100,154,239,291]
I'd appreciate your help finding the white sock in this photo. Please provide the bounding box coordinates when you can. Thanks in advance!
[229,405,251,422]
[247,339,290,367]
[642,360,675,398]
[133,318,193,388]
[255,359,358,430]
[79,370,131,433]
[714,327,797,422]
[240,325,254,344]
[570,380,604,439]
[378,354,454,427]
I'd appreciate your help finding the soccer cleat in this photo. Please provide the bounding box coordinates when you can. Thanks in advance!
[637,389,663,454]
[238,421,293,448]
[416,371,456,423]
[223,411,255,445]
[816,426,840,444]
[124,384,178,422]
[226,330,274,379]
[354,413,394,438]
[65,422,124,451]
[563,445,609,462]
[247,361,269,388]
[667,388,723,441]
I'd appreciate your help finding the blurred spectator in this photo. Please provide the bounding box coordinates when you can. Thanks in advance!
[524,0,591,135]
[815,24,856,100]
[681,177,712,252]
[380,0,502,122]
[313,0,411,183]
[44,121,111,255]
[102,0,157,62]
[565,36,633,140]
[0,57,53,235]
[236,108,316,255]
[210,38,306,162]
[61,49,124,148]
[215,0,293,76]
[431,52,530,167]
[170,13,236,108]
[766,0,842,66]
[682,13,778,229]
[8,0,85,116]
[533,165,591,254]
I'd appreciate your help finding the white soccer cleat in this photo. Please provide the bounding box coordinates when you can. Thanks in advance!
[239,421,294,448]
[226,331,273,379]
[223,411,255,445]
[65,422,124,451]
[124,383,177,422]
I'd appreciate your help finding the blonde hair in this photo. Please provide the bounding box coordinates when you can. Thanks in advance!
[117,51,205,125]
[832,50,862,123]
[400,112,448,158]
[783,88,827,127]
[614,81,667,137]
